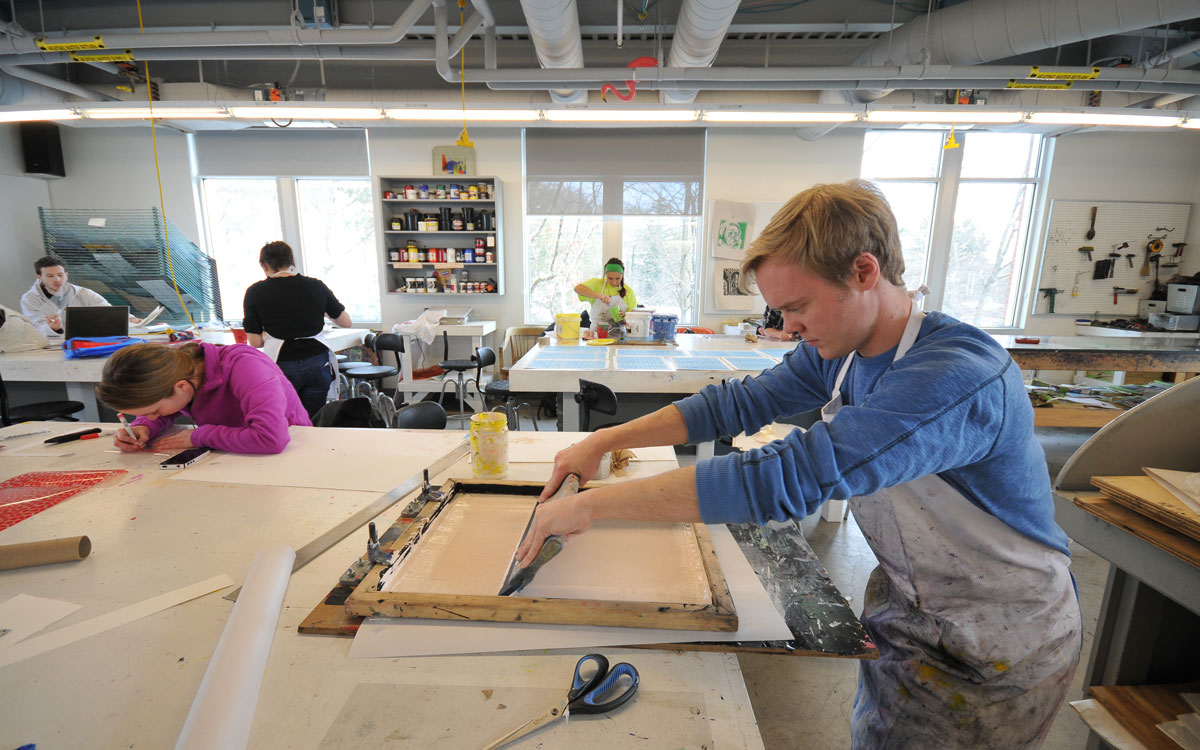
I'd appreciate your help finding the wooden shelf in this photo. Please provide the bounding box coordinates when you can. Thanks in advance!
[382,198,495,204]
[1032,406,1127,428]
[383,230,496,235]
[389,262,496,269]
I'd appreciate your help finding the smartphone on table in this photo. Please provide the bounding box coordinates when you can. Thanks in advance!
[160,447,212,470]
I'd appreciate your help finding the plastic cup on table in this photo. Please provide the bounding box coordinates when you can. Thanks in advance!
[231,328,248,344]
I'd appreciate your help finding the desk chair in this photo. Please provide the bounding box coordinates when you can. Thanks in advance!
[392,401,447,430]
[0,370,85,427]
[311,397,388,428]
[483,325,546,431]
[575,379,624,432]
[371,333,407,426]
[438,345,496,428]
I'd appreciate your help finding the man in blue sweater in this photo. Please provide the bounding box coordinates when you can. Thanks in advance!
[520,180,1081,748]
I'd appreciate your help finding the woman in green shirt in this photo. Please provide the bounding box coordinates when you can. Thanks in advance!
[574,257,638,328]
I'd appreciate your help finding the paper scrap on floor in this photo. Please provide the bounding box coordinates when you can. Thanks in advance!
[1144,468,1200,516]
[0,594,81,652]
[349,523,791,658]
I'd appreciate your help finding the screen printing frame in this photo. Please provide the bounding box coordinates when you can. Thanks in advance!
[343,479,739,632]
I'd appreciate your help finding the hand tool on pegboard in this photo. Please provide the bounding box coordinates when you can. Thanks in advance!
[1078,246,1094,262]
[1085,206,1098,240]
[1141,235,1165,276]
[1164,242,1188,269]
[1112,287,1139,304]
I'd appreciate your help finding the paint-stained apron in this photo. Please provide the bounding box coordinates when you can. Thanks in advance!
[261,330,339,401]
[820,298,1081,749]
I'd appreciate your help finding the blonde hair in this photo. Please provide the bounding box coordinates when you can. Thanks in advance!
[97,343,205,410]
[740,179,905,287]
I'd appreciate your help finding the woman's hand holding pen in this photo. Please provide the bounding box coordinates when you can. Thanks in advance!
[113,425,150,452]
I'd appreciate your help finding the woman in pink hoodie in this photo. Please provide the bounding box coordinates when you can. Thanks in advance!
[97,341,310,455]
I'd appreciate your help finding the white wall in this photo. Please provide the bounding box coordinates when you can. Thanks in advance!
[1025,129,1200,335]
[0,125,53,309]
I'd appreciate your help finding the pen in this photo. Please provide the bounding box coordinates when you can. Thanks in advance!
[118,413,138,441]
[44,428,102,445]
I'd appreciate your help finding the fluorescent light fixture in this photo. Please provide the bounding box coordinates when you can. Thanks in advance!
[82,107,229,119]
[1181,119,1200,129]
[386,108,539,121]
[0,108,79,122]
[704,111,857,123]
[1027,111,1181,127]
[543,109,699,122]
[866,109,1023,124]
[228,106,384,120]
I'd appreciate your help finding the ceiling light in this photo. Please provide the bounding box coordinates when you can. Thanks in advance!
[1181,119,1200,129]
[386,108,540,122]
[1027,111,1181,127]
[228,106,384,120]
[0,108,79,122]
[543,109,699,123]
[82,107,229,119]
[866,109,1023,124]
[703,111,857,123]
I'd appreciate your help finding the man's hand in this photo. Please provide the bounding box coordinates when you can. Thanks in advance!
[515,493,596,568]
[46,314,62,332]
[761,327,792,341]
[152,430,194,452]
[113,425,150,452]
[539,440,607,501]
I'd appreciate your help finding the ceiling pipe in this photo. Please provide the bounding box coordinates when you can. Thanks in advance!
[517,0,586,104]
[2,44,441,66]
[1145,35,1200,68]
[799,0,1200,139]
[662,0,741,105]
[0,69,73,105]
[0,0,435,56]
[0,64,113,100]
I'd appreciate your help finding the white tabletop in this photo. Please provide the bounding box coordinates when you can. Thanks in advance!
[0,424,762,749]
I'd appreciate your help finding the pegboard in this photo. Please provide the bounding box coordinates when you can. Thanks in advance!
[1034,200,1190,317]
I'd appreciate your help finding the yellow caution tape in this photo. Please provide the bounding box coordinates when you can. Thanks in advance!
[70,49,134,63]
[1028,65,1101,80]
[1007,79,1074,90]
[37,35,106,51]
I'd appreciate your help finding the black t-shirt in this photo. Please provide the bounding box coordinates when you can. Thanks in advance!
[242,275,346,361]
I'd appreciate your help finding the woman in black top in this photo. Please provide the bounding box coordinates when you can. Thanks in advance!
[757,305,797,341]
[242,241,352,417]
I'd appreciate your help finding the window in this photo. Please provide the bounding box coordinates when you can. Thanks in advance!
[524,129,704,324]
[201,177,379,323]
[861,131,1044,328]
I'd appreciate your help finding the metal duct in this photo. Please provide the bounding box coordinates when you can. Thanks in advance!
[662,0,740,105]
[0,64,111,101]
[518,0,586,103]
[0,69,70,105]
[801,0,1200,138]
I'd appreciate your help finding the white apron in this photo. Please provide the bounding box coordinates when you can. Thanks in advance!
[821,298,1081,748]
[261,330,339,401]
[587,282,629,328]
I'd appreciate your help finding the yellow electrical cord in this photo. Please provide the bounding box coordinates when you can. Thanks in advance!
[135,0,198,330]
[455,0,473,148]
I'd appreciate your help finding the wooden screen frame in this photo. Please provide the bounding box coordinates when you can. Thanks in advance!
[344,479,739,632]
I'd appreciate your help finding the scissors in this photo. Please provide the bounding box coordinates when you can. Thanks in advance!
[481,653,639,750]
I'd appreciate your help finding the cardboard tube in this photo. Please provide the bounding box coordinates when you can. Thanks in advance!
[0,536,91,570]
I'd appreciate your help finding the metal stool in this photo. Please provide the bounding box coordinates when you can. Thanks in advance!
[437,346,496,429]
[344,364,397,414]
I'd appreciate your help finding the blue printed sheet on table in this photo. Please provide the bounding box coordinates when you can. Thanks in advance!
[672,357,732,371]
[685,350,770,358]
[757,348,797,359]
[526,357,608,370]
[531,347,607,359]
[723,356,776,371]
[614,356,670,371]
[613,347,686,356]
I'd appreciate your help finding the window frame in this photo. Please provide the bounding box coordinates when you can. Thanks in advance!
[198,175,381,325]
[864,130,1051,330]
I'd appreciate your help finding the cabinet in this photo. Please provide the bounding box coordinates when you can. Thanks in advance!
[377,176,503,297]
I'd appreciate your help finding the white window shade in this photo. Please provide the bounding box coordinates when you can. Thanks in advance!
[194,130,369,177]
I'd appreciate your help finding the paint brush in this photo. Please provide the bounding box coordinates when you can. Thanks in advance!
[498,473,580,596]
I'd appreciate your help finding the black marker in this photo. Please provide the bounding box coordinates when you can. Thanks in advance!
[44,428,102,445]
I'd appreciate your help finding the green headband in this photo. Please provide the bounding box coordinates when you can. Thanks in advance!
[604,263,623,273]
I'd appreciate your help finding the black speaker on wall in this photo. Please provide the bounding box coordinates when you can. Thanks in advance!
[19,122,65,178]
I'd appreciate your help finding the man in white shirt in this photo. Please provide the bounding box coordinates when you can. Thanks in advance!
[20,255,116,337]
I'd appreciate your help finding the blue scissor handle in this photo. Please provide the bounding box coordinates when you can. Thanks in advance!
[569,662,639,715]
[568,653,610,702]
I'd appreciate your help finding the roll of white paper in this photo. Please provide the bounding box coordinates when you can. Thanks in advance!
[175,544,295,750]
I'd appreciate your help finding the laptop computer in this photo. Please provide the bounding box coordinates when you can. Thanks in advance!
[64,305,130,340]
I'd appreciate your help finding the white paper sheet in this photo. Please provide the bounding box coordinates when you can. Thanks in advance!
[1159,718,1200,750]
[1069,700,1148,750]
[166,427,467,493]
[349,524,791,658]
[176,546,293,750]
[1144,467,1200,516]
[0,594,81,651]
[0,575,233,669]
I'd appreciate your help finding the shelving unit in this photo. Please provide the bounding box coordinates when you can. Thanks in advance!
[376,176,503,297]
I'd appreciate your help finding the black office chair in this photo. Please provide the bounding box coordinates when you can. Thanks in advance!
[0,370,85,427]
[575,379,622,432]
[393,401,448,430]
[438,344,496,428]
[371,332,408,426]
[311,397,388,428]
